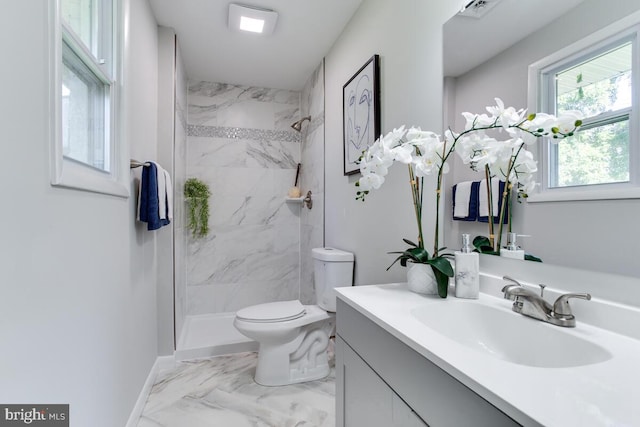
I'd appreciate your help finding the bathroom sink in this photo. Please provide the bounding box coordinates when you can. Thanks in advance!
[411,299,612,368]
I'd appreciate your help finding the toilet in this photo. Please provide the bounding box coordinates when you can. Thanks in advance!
[233,247,354,386]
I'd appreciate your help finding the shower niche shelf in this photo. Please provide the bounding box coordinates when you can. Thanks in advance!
[285,197,304,203]
[285,191,312,209]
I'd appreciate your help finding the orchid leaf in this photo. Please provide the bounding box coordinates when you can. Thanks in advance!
[402,238,419,247]
[427,257,453,299]
[473,236,494,253]
[387,255,405,270]
[432,267,449,298]
[386,247,429,270]
[525,253,543,263]
[406,247,430,263]
[425,256,454,277]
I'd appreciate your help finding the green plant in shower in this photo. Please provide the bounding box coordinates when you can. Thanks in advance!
[184,178,211,238]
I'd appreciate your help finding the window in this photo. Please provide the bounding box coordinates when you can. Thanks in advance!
[50,0,127,197]
[551,41,632,188]
[529,22,640,201]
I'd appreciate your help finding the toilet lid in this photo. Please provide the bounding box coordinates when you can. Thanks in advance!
[236,300,306,323]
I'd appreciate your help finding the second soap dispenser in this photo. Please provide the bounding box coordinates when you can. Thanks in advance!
[500,232,525,260]
[455,234,479,299]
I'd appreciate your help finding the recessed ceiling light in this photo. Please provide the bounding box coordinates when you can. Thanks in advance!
[229,3,278,35]
[239,16,265,33]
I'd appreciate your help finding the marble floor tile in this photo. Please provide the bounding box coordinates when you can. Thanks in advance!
[137,351,335,427]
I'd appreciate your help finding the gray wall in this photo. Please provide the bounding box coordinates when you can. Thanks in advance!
[0,1,160,426]
[174,38,188,349]
[156,27,188,354]
[445,0,640,277]
[156,27,175,355]
[324,0,460,285]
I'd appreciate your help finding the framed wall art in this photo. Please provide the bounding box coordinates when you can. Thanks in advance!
[343,54,381,175]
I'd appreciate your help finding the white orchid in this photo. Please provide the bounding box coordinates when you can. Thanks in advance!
[381,126,406,148]
[414,149,448,177]
[358,172,386,191]
[411,131,444,157]
[456,133,500,171]
[359,146,393,177]
[461,111,494,130]
[406,127,440,143]
[518,175,537,196]
[391,143,415,164]
[355,97,582,272]
[553,110,583,137]
[496,147,538,187]
[355,124,456,297]
[486,97,526,130]
[522,112,556,134]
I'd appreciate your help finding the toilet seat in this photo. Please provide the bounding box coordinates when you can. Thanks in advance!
[236,300,306,323]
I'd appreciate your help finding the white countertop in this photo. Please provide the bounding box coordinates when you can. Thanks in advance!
[336,283,640,427]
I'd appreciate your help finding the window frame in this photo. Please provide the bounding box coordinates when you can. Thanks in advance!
[49,0,128,198]
[527,18,640,202]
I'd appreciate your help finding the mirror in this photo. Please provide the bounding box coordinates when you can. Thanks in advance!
[443,0,640,278]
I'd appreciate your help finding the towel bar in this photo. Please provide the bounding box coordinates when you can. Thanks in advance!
[130,159,151,169]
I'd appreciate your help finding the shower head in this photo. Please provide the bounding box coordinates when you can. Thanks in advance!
[291,116,311,132]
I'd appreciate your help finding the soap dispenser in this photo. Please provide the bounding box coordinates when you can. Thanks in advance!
[500,232,525,260]
[455,234,479,299]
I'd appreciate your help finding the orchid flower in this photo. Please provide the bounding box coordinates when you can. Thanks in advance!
[486,98,526,130]
[355,97,582,293]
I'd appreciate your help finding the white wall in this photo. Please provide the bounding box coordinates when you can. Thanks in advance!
[0,1,160,426]
[445,0,640,277]
[324,0,460,285]
[174,38,189,351]
[156,26,180,356]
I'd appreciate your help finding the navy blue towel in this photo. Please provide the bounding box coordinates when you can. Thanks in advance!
[139,163,170,231]
[478,180,509,224]
[452,181,480,221]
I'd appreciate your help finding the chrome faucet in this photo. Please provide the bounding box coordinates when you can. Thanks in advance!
[501,276,590,327]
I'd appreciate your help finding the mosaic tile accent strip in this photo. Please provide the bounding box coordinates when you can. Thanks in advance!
[188,124,301,143]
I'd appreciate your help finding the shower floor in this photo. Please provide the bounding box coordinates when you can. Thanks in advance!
[175,312,258,361]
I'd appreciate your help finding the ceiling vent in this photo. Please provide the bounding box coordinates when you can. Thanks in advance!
[458,0,502,19]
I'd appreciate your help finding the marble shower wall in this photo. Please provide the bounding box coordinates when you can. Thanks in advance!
[186,82,303,315]
[300,61,325,304]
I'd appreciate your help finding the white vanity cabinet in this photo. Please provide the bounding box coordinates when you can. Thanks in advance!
[337,334,427,426]
[335,298,519,427]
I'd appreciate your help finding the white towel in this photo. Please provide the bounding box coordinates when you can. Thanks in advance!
[163,168,173,221]
[154,162,168,220]
[136,168,143,222]
[479,178,500,217]
[453,181,473,218]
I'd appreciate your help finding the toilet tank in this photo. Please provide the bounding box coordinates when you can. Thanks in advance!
[312,247,354,312]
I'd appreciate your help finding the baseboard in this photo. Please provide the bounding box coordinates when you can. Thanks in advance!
[125,355,175,427]
[175,340,258,361]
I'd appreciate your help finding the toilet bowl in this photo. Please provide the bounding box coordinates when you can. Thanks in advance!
[234,301,334,385]
[233,248,354,386]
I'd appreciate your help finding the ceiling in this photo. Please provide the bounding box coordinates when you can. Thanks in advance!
[148,0,363,90]
[444,0,585,77]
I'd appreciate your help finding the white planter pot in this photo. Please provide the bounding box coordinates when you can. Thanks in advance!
[406,263,438,295]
